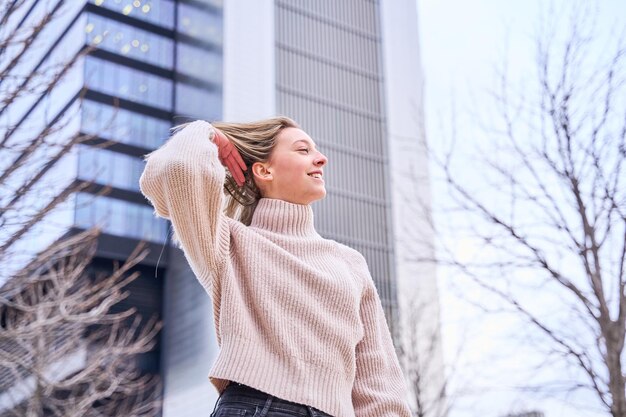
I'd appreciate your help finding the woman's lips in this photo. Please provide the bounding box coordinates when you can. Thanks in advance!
[307,174,324,182]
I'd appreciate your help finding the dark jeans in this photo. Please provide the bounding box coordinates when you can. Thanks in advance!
[210,382,334,417]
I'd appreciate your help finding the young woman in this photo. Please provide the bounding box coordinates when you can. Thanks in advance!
[139,117,411,417]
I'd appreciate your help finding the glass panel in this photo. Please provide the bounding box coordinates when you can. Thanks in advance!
[177,3,222,45]
[85,13,174,68]
[174,83,221,120]
[176,43,222,84]
[192,0,223,9]
[74,193,167,243]
[75,192,93,228]
[84,56,172,110]
[77,145,145,191]
[82,100,170,149]
[89,0,175,29]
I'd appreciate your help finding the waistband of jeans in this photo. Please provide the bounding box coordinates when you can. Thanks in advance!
[219,382,314,415]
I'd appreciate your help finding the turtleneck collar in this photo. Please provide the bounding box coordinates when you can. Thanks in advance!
[250,198,319,238]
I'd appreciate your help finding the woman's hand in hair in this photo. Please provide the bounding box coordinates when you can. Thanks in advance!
[212,128,248,186]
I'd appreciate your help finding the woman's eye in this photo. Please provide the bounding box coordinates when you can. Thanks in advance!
[299,148,309,153]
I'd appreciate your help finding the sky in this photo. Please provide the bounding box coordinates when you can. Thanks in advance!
[416,1,626,417]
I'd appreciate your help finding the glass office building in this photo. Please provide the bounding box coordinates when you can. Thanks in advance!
[1,1,224,415]
[80,2,225,415]
[78,0,223,242]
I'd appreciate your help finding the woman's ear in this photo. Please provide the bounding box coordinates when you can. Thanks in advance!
[252,161,273,182]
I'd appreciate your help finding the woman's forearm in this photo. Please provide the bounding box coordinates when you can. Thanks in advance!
[139,120,231,278]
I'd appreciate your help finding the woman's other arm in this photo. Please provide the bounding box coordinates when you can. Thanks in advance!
[352,276,413,417]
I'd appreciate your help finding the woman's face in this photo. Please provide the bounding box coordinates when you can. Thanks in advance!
[252,127,328,205]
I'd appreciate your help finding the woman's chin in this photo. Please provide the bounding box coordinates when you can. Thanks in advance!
[314,188,326,200]
[302,190,325,204]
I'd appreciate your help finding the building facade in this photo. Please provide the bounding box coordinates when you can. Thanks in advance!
[0,0,443,416]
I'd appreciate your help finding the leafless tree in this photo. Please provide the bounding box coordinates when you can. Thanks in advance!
[0,229,162,417]
[1,1,161,415]
[418,3,626,416]
[397,293,459,417]
[0,0,123,261]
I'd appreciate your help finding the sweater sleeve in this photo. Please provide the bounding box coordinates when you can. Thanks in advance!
[352,277,412,417]
[138,120,230,284]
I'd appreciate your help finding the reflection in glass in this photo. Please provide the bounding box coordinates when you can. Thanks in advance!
[177,3,222,45]
[75,193,166,243]
[82,101,170,149]
[85,13,174,68]
[177,43,222,84]
[84,56,172,110]
[77,145,144,191]
[175,83,221,120]
[89,0,175,28]
[193,0,223,8]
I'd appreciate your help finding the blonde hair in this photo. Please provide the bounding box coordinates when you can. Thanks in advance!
[173,116,300,227]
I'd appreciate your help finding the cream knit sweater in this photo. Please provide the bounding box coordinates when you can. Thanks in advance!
[139,120,412,417]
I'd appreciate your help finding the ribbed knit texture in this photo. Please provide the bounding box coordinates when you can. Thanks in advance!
[139,120,412,417]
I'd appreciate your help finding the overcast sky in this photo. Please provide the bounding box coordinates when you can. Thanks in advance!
[417,1,626,416]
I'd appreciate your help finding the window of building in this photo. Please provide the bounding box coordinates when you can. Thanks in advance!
[90,0,175,29]
[75,193,167,243]
[177,3,222,46]
[77,145,145,192]
[82,100,170,149]
[85,13,174,69]
[189,0,223,9]
[84,56,172,110]
[176,42,222,85]
[175,83,220,120]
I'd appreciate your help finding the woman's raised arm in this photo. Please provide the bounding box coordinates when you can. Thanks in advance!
[139,120,232,287]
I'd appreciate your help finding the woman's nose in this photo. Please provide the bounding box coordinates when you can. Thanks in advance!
[315,152,328,166]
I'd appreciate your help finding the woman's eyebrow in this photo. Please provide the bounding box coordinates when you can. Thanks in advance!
[293,139,317,148]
